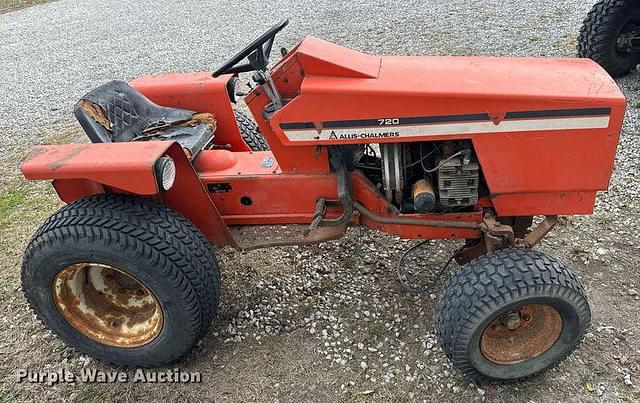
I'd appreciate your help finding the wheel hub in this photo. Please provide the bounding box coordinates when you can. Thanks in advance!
[480,304,562,364]
[52,263,163,347]
[616,22,640,54]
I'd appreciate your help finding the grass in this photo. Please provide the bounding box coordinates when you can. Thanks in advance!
[0,387,18,402]
[0,182,59,227]
[0,181,61,296]
[0,0,51,14]
[0,186,27,217]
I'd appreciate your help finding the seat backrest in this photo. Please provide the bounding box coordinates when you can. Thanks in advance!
[74,80,195,143]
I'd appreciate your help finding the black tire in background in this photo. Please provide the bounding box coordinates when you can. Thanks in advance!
[21,194,220,367]
[435,248,591,384]
[578,0,640,77]
[234,109,270,151]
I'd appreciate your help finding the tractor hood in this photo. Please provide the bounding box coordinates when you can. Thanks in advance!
[277,37,623,124]
[252,37,626,216]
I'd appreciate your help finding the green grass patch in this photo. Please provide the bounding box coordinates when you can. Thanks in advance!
[0,182,59,224]
[0,386,18,402]
[0,186,27,216]
[0,181,61,252]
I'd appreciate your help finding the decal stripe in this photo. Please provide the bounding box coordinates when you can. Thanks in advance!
[278,107,612,132]
[322,113,491,128]
[281,115,610,142]
[504,107,611,119]
[280,122,316,130]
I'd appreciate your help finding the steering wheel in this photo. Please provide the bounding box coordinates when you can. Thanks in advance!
[212,19,289,77]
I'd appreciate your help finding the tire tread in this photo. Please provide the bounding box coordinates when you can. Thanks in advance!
[234,109,269,151]
[435,248,591,383]
[577,0,640,77]
[22,194,220,366]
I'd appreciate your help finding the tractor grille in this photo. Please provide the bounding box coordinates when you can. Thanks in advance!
[437,158,479,207]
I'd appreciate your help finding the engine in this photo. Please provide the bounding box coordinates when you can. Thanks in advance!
[355,140,481,213]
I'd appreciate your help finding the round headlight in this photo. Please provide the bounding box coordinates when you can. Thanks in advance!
[155,156,176,191]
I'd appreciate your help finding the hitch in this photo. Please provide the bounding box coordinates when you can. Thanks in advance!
[480,211,516,252]
[479,211,558,251]
[458,211,560,264]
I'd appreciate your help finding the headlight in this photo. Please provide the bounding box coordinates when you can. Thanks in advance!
[155,156,176,191]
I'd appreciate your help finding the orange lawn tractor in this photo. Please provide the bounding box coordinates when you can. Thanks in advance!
[20,20,625,384]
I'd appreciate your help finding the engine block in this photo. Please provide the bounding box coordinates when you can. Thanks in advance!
[437,157,479,207]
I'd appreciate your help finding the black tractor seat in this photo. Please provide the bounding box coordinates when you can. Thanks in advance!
[74,80,215,159]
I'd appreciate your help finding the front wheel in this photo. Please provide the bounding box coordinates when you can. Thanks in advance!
[21,194,220,367]
[435,248,591,383]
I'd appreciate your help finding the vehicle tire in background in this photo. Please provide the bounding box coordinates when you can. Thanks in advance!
[21,194,220,367]
[578,0,640,77]
[435,248,591,383]
[235,109,269,151]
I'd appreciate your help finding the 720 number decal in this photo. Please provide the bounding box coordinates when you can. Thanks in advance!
[378,118,400,125]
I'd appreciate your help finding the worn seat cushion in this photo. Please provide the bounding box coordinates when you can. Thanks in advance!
[74,80,215,159]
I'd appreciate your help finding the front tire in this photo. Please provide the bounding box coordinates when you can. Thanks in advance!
[235,109,269,151]
[578,0,640,77]
[435,249,591,383]
[22,194,220,367]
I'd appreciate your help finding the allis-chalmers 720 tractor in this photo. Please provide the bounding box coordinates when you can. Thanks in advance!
[20,21,624,383]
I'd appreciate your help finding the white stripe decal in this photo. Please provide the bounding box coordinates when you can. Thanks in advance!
[282,116,610,142]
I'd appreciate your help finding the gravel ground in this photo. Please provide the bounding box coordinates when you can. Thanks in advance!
[1,0,640,402]
[0,0,601,182]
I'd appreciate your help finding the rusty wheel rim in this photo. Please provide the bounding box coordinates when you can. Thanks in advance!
[480,304,562,364]
[52,263,163,348]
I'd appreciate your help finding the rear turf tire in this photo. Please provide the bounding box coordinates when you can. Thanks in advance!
[21,194,220,367]
[235,109,269,151]
[435,248,591,383]
[578,0,640,77]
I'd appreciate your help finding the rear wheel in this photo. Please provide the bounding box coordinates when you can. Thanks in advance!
[578,0,640,77]
[22,194,220,366]
[435,248,591,383]
[235,109,269,151]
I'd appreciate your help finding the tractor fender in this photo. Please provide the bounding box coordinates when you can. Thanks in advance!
[21,141,235,246]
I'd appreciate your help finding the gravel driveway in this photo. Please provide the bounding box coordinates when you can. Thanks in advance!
[0,0,602,175]
[2,1,640,402]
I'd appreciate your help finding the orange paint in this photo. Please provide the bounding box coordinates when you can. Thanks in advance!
[20,36,625,245]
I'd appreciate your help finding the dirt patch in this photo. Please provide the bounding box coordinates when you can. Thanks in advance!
[0,180,638,402]
[0,0,52,14]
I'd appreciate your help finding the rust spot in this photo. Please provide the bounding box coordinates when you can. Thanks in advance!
[52,263,162,348]
[77,99,111,130]
[480,304,562,364]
